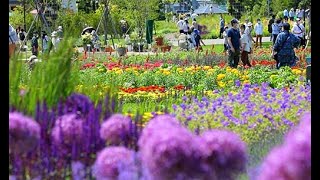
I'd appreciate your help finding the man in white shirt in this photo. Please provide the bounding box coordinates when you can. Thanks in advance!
[182,20,189,34]
[177,17,185,33]
[292,18,305,47]
[254,19,263,48]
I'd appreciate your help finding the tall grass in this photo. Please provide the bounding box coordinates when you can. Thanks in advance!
[9,37,80,116]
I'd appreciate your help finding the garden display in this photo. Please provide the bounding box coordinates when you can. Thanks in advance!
[9,40,311,179]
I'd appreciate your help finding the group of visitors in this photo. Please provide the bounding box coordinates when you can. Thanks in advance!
[226,17,301,69]
[9,24,64,59]
[283,8,306,22]
[177,16,204,51]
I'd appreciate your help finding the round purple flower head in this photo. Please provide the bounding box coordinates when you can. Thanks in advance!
[100,114,136,146]
[63,93,93,116]
[51,114,85,147]
[92,146,137,180]
[9,112,41,154]
[200,130,247,180]
[258,113,311,180]
[139,115,207,179]
[139,114,181,147]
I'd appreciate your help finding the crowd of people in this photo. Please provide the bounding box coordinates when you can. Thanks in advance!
[225,17,302,69]
[9,25,64,59]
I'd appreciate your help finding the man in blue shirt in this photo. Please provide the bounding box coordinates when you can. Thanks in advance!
[272,23,300,69]
[227,19,241,68]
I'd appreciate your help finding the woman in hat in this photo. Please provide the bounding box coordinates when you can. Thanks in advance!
[51,31,59,51]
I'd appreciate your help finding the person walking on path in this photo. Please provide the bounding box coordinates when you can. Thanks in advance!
[292,18,305,48]
[9,24,19,59]
[271,19,281,45]
[289,8,295,21]
[227,19,241,68]
[272,23,300,69]
[268,15,276,41]
[183,20,190,34]
[244,22,254,53]
[283,9,289,18]
[31,33,39,56]
[219,16,225,39]
[177,17,185,33]
[42,31,50,53]
[254,19,263,48]
[240,24,252,67]
[222,26,229,54]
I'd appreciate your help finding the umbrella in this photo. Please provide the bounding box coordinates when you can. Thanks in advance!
[81,27,96,35]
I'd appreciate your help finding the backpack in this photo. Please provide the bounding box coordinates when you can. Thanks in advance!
[19,32,25,41]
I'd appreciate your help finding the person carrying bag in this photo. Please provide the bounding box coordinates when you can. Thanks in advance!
[272,23,300,69]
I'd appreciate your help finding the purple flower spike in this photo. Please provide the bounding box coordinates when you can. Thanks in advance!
[92,146,137,180]
[200,130,248,180]
[100,114,135,146]
[9,112,41,154]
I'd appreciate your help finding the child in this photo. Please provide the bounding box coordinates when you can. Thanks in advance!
[194,29,205,51]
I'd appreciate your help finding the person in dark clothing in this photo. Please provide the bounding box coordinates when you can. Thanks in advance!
[227,19,241,68]
[268,15,276,41]
[272,23,300,69]
[31,33,39,56]
[194,29,205,50]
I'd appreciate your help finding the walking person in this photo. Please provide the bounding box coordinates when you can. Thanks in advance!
[271,19,281,45]
[194,29,205,51]
[268,15,276,41]
[283,9,289,18]
[41,31,50,53]
[289,8,295,21]
[183,20,189,34]
[254,19,263,48]
[240,24,252,67]
[272,23,300,69]
[9,24,19,59]
[227,19,241,68]
[244,22,254,54]
[292,18,305,48]
[31,32,39,56]
[222,26,229,54]
[219,16,225,39]
[192,18,199,30]
[120,19,128,37]
[177,17,185,33]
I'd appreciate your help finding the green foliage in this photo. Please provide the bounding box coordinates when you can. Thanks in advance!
[9,6,35,34]
[9,37,79,116]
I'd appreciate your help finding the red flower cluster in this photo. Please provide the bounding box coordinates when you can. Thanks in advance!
[120,85,166,93]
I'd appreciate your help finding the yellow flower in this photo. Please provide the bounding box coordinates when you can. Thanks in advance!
[302,69,306,76]
[218,81,226,88]
[270,75,278,79]
[176,68,183,72]
[216,74,226,81]
[203,66,211,70]
[231,69,239,74]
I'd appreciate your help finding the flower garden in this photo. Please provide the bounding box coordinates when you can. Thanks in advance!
[9,40,311,179]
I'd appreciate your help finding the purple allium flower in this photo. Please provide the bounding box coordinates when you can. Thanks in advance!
[92,146,137,180]
[139,115,207,179]
[200,130,247,180]
[51,114,85,147]
[258,112,311,180]
[9,112,41,154]
[71,161,86,180]
[100,114,135,146]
